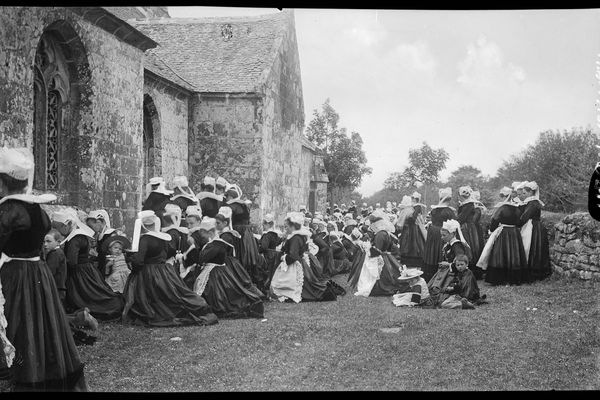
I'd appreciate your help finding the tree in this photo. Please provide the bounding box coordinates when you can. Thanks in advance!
[305,99,372,205]
[496,126,598,213]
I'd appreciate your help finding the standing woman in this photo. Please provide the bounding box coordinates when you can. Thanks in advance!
[270,212,337,303]
[472,190,486,251]
[477,187,529,285]
[122,211,218,327]
[53,211,124,320]
[456,186,483,279]
[196,176,221,218]
[517,181,551,282]
[222,184,269,294]
[397,195,426,270]
[422,188,457,282]
[0,147,87,391]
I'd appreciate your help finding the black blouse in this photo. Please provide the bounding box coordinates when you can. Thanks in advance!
[0,200,50,257]
[457,202,478,224]
[142,192,171,217]
[64,235,92,267]
[430,207,456,227]
[200,197,220,218]
[517,200,542,227]
[490,204,522,232]
[166,228,189,258]
[282,234,307,265]
[331,241,349,260]
[132,234,168,268]
[198,240,232,265]
[225,202,250,226]
[442,240,467,263]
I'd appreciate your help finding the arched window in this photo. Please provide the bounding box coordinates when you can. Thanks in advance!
[33,34,70,191]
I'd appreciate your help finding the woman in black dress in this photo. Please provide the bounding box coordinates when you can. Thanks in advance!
[397,195,426,269]
[517,181,551,282]
[457,186,483,279]
[142,177,173,224]
[311,219,335,277]
[222,184,269,294]
[270,213,337,303]
[122,211,218,327]
[422,187,457,282]
[477,187,529,285]
[162,204,190,277]
[258,213,282,289]
[0,147,87,391]
[53,211,124,321]
[85,209,119,275]
[186,218,264,318]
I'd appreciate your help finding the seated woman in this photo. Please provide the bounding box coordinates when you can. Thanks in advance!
[258,213,283,289]
[347,228,369,288]
[439,219,471,273]
[477,187,529,285]
[354,210,406,297]
[0,147,87,391]
[188,218,264,318]
[311,219,335,277]
[53,211,124,321]
[270,212,337,303]
[162,204,190,277]
[122,211,218,327]
[329,232,352,275]
[85,209,119,275]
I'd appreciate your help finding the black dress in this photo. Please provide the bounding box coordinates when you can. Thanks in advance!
[64,234,124,320]
[192,239,264,318]
[399,205,426,269]
[368,230,407,297]
[142,191,172,223]
[484,204,529,285]
[122,234,218,327]
[312,232,335,277]
[279,234,337,302]
[225,201,270,295]
[96,230,118,276]
[422,206,456,282]
[330,240,352,275]
[341,236,359,263]
[258,231,282,287]
[0,199,86,391]
[170,188,198,213]
[165,227,190,277]
[457,202,483,279]
[517,200,551,282]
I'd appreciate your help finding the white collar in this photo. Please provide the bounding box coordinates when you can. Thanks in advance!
[196,191,221,201]
[522,196,544,207]
[494,201,518,208]
[143,231,171,241]
[265,228,282,236]
[411,202,426,208]
[210,237,234,248]
[289,229,311,239]
[151,188,172,196]
[459,199,476,206]
[62,227,95,245]
[98,227,116,241]
[430,204,455,210]
[170,193,199,203]
[0,193,56,206]
[162,226,189,235]
[220,229,241,239]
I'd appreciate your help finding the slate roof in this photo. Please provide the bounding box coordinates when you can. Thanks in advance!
[129,11,291,93]
[144,52,197,92]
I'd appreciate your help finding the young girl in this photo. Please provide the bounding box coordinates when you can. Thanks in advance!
[440,254,482,309]
[0,147,87,391]
[102,236,131,294]
[391,268,432,307]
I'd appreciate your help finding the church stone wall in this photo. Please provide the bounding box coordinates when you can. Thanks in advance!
[0,7,146,235]
[188,93,264,223]
[143,74,190,188]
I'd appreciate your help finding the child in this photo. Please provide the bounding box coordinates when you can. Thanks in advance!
[102,235,132,294]
[392,268,434,307]
[43,228,68,307]
[440,254,485,309]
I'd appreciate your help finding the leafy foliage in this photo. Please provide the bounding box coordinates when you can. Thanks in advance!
[496,127,597,212]
[305,99,372,204]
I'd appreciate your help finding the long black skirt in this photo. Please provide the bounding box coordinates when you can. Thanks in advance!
[347,247,366,289]
[317,250,336,278]
[461,222,483,279]
[400,224,425,269]
[303,255,337,301]
[369,253,410,296]
[422,225,443,282]
[200,257,264,319]
[484,227,530,285]
[261,249,281,289]
[528,220,552,282]
[122,263,218,327]
[66,263,124,321]
[1,259,87,391]
[236,226,270,295]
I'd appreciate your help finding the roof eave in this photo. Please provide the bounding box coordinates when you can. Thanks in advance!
[69,7,158,51]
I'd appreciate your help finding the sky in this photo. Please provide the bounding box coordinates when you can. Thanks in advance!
[168,7,600,196]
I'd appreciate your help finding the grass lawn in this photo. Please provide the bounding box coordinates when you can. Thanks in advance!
[77,274,599,391]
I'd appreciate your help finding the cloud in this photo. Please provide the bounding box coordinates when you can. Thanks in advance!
[457,35,526,90]
[390,41,437,75]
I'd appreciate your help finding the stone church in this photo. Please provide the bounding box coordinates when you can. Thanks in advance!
[0,6,328,234]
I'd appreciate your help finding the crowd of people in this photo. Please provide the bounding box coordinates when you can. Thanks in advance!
[0,146,551,391]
